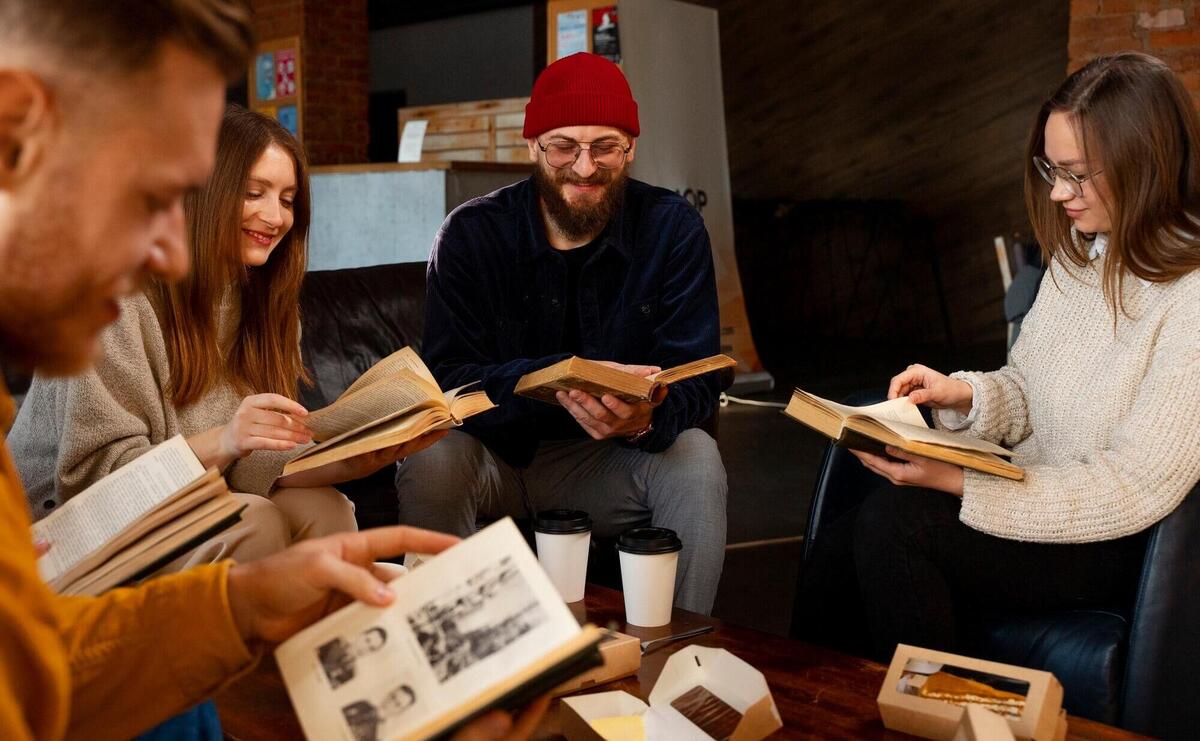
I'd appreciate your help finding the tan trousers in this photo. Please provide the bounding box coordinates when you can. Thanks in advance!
[161,486,358,572]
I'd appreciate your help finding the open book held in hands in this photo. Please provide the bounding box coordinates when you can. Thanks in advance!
[32,435,243,596]
[282,347,495,477]
[276,518,604,741]
[514,354,737,405]
[784,389,1025,480]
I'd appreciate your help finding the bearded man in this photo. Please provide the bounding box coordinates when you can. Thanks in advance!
[396,53,728,615]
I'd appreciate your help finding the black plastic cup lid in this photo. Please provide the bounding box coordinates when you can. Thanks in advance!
[534,509,592,534]
[617,527,682,555]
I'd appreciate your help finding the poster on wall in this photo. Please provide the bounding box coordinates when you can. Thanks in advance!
[277,105,298,136]
[256,52,276,100]
[556,10,588,59]
[275,49,297,98]
[592,6,620,63]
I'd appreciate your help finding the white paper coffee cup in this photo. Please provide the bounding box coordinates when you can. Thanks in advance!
[534,510,592,603]
[617,527,683,627]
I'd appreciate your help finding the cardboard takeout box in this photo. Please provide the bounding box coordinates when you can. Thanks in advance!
[878,644,1066,741]
[560,645,781,741]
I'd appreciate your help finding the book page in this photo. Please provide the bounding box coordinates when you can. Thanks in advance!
[33,435,203,584]
[305,370,442,441]
[340,347,437,400]
[447,388,496,422]
[865,417,1014,458]
[649,354,737,385]
[276,518,580,741]
[802,392,930,429]
[281,407,451,478]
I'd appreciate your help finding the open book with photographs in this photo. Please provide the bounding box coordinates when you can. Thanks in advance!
[33,435,242,596]
[282,347,495,477]
[276,518,604,741]
[784,388,1024,480]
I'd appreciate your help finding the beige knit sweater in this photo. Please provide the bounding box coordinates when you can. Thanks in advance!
[935,252,1200,543]
[10,290,290,520]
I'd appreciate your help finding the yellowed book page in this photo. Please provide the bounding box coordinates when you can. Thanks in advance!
[447,388,496,421]
[340,346,436,399]
[305,370,443,441]
[281,408,451,477]
[862,417,1014,458]
[796,390,929,429]
[33,435,204,585]
[648,354,737,385]
[63,496,242,596]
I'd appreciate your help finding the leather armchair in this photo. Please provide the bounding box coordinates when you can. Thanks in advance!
[792,389,1200,738]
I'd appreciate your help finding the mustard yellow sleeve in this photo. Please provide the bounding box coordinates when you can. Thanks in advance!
[0,490,71,741]
[54,562,258,741]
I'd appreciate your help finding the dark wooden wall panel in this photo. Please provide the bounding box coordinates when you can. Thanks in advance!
[719,0,1069,346]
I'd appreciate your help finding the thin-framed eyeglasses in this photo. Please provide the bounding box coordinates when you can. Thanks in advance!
[1033,155,1102,198]
[537,138,631,169]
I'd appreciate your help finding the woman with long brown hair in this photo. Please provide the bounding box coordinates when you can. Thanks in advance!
[796,52,1200,659]
[10,106,444,564]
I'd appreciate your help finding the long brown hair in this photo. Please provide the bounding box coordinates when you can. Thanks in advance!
[1025,51,1200,312]
[154,105,311,407]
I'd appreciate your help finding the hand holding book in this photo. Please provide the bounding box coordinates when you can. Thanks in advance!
[554,361,666,441]
[851,446,966,496]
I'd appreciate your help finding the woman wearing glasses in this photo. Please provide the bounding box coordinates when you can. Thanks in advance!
[797,51,1200,659]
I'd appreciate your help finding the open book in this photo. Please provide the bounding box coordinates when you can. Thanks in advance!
[276,518,604,741]
[514,354,737,405]
[282,347,495,477]
[32,435,242,596]
[784,389,1024,480]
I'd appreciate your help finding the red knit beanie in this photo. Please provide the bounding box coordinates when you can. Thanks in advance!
[523,52,640,139]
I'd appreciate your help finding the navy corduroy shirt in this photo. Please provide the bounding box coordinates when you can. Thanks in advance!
[422,176,721,468]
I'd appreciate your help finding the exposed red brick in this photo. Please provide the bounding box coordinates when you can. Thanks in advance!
[1149,28,1200,47]
[1071,14,1137,39]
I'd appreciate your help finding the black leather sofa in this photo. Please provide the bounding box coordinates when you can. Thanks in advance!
[297,262,428,530]
[791,389,1200,739]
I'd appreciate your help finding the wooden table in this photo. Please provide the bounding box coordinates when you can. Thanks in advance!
[216,586,1145,740]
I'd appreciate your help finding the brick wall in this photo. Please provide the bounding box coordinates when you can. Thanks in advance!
[1070,0,1200,100]
[250,0,368,164]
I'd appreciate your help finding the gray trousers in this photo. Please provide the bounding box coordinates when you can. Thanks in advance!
[394,428,728,614]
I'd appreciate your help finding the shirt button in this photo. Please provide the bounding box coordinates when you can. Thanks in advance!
[640,304,651,315]
[551,298,561,308]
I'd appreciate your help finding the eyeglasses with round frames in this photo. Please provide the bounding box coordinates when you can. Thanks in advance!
[537,139,631,169]
[1033,155,1103,198]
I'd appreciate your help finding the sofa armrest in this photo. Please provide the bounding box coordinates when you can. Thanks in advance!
[802,388,889,562]
[1119,481,1200,737]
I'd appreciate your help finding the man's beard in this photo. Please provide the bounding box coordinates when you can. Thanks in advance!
[534,163,628,242]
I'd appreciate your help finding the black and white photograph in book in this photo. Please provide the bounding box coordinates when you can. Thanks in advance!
[341,684,417,741]
[405,556,547,683]
[317,626,388,690]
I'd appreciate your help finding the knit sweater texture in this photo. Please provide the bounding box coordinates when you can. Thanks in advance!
[9,290,289,518]
[935,253,1200,543]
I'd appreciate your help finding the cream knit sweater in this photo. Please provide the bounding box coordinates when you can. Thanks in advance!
[10,290,290,519]
[935,251,1200,543]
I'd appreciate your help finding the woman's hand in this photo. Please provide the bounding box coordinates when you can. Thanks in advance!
[189,394,313,471]
[276,429,451,488]
[888,364,973,414]
[851,446,965,495]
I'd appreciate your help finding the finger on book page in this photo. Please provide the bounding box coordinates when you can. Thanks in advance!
[347,525,460,566]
